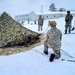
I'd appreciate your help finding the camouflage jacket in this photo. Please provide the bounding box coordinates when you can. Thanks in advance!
[38,18,43,25]
[46,27,62,50]
[65,14,73,26]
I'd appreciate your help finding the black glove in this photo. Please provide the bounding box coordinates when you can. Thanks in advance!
[72,27,75,31]
[65,20,69,22]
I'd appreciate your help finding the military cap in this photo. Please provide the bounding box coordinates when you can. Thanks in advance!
[50,21,57,27]
[67,10,70,13]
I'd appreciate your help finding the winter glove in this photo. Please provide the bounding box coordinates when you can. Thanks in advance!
[71,27,75,31]
[65,19,69,22]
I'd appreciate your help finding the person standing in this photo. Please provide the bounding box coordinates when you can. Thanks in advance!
[44,21,62,62]
[73,20,75,28]
[65,10,73,34]
[72,20,75,31]
[38,15,43,31]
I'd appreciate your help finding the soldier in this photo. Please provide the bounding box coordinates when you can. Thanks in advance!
[48,21,51,26]
[65,10,73,34]
[72,20,75,31]
[44,21,62,62]
[38,15,43,31]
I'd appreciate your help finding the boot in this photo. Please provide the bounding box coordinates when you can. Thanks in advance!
[49,53,55,62]
[65,30,67,34]
[69,30,71,34]
[44,50,48,55]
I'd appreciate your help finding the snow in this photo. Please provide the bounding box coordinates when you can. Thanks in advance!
[0,17,75,75]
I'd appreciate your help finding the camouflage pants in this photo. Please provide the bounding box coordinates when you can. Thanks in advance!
[54,50,60,59]
[38,25,43,31]
[44,42,60,59]
[65,24,71,34]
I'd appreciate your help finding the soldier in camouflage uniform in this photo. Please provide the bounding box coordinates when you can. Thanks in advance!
[65,10,73,34]
[38,15,43,31]
[44,21,62,59]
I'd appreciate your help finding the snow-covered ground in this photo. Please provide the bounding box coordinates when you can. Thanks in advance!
[0,17,75,75]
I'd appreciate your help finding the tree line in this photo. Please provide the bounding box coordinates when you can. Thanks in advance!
[49,3,66,12]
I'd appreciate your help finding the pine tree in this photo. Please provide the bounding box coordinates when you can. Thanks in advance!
[59,8,66,12]
[49,3,57,11]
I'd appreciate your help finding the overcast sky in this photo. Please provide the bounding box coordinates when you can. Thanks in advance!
[0,0,75,17]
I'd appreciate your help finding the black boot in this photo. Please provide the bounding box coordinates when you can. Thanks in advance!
[49,54,55,62]
[69,30,71,34]
[64,32,67,34]
[44,51,48,55]
[65,30,67,34]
